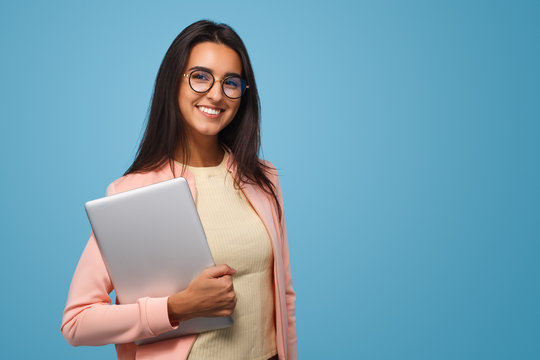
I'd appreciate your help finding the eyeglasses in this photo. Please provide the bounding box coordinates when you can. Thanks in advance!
[183,69,249,99]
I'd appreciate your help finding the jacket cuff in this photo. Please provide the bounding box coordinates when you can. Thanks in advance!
[145,296,178,335]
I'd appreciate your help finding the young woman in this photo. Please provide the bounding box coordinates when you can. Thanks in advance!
[61,20,297,360]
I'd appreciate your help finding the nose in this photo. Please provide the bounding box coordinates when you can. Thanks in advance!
[205,80,223,102]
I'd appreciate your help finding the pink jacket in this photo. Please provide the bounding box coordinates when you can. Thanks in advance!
[61,151,297,359]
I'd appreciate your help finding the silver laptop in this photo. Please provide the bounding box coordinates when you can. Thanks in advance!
[84,177,233,345]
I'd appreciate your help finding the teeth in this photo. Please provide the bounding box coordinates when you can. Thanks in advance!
[198,106,221,115]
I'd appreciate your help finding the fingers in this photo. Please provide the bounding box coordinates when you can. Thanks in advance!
[219,291,237,316]
[184,264,237,318]
[203,264,237,279]
[217,274,234,291]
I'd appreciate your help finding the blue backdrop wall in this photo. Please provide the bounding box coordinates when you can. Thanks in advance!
[1,0,539,358]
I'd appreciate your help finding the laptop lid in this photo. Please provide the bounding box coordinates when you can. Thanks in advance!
[84,177,233,345]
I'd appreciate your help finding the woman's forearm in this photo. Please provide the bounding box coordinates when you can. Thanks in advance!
[61,233,176,346]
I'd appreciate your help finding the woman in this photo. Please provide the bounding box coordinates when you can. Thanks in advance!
[61,20,297,360]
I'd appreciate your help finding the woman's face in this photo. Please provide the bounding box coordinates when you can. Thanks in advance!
[178,42,243,142]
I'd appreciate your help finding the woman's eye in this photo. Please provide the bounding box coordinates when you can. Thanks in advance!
[192,72,211,81]
[224,78,240,88]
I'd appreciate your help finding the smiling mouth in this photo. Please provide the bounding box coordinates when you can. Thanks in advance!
[197,105,223,116]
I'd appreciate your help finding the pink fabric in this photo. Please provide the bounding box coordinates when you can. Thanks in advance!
[61,151,297,359]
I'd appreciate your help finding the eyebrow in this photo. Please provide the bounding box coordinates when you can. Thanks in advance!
[187,66,243,78]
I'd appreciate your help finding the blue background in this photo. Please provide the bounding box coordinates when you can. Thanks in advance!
[1,0,539,358]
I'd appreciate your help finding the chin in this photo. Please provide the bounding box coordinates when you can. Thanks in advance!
[191,125,223,137]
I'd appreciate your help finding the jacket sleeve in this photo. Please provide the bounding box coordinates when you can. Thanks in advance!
[60,183,178,346]
[273,169,298,359]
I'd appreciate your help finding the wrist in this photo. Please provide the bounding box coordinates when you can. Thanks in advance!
[167,290,193,325]
[167,296,179,326]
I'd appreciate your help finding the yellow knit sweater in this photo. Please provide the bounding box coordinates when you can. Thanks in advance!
[182,152,277,360]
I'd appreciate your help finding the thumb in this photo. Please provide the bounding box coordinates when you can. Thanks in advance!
[204,264,237,278]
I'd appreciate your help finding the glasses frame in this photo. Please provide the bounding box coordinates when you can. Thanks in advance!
[183,70,249,100]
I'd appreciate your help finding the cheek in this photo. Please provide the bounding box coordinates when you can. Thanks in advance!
[178,87,196,115]
[177,89,186,111]
[228,102,242,120]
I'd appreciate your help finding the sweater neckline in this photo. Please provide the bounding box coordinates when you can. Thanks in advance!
[175,151,229,177]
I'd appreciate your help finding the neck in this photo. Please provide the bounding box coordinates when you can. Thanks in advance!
[175,133,224,167]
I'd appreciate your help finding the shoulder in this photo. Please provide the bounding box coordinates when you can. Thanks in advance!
[260,158,278,177]
[259,158,282,190]
[106,163,173,196]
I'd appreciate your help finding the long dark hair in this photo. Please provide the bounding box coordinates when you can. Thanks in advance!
[125,20,282,220]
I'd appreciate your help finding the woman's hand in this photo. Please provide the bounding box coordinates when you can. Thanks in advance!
[167,264,237,325]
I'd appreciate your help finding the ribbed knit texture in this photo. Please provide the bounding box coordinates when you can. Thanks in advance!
[181,152,277,360]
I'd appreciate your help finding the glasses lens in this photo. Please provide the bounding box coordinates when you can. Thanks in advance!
[189,70,213,93]
[223,76,246,99]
